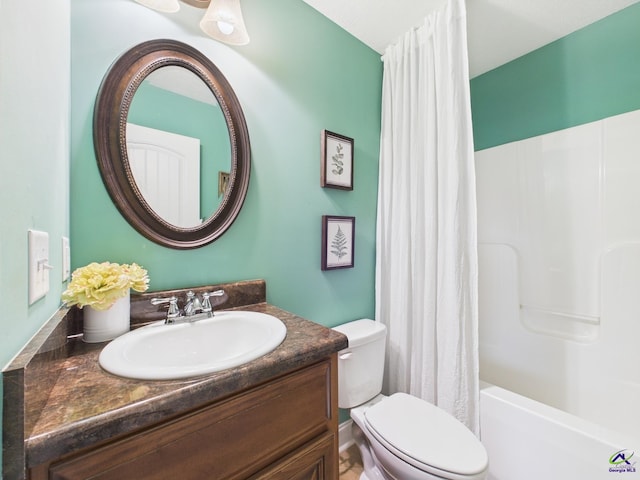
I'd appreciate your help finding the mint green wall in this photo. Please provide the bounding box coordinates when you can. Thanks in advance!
[71,0,382,327]
[470,2,640,151]
[0,0,70,475]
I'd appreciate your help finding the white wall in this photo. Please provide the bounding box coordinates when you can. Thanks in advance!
[0,0,70,364]
[476,109,640,442]
[0,0,71,474]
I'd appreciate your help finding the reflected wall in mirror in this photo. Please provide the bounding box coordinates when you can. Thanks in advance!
[94,39,250,248]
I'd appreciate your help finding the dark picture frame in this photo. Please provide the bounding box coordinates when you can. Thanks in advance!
[321,215,355,270]
[321,130,354,190]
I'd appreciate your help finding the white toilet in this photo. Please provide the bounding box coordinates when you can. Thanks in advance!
[333,319,488,480]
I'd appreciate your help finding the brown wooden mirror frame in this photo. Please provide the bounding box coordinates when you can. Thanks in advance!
[93,39,250,249]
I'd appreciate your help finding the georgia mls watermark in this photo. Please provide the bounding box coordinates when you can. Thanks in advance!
[609,449,637,474]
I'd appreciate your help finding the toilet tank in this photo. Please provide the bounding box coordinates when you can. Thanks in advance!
[332,319,387,409]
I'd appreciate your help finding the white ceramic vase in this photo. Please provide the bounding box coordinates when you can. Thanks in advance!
[83,291,131,343]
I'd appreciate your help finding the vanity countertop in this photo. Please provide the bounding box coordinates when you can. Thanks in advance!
[20,301,348,470]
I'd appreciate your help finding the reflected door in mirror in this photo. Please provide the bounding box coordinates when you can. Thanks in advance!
[127,123,202,228]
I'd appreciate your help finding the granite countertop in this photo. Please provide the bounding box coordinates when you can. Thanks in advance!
[19,296,347,470]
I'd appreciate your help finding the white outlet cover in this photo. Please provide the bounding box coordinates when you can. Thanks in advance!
[28,229,50,305]
[62,236,70,282]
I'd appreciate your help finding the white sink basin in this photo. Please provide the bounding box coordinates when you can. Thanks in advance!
[99,311,287,380]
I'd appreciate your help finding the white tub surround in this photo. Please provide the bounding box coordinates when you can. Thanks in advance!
[476,108,640,457]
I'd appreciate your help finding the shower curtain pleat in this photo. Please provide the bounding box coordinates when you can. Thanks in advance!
[375,0,479,434]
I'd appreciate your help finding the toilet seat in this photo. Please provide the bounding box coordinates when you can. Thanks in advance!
[364,393,488,479]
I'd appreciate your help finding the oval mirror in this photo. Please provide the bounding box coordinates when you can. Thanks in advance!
[94,39,250,249]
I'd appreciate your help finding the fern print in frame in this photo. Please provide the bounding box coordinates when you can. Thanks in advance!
[321,130,354,190]
[331,226,348,259]
[321,215,355,270]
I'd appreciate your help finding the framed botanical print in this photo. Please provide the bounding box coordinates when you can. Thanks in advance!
[321,130,354,190]
[321,215,355,270]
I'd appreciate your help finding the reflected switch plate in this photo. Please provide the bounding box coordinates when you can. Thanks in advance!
[28,230,50,305]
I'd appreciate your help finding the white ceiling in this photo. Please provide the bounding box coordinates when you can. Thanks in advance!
[302,0,640,77]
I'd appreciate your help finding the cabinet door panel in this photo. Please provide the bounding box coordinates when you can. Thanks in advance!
[249,433,336,480]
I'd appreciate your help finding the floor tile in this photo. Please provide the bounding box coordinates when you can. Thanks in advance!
[339,444,363,480]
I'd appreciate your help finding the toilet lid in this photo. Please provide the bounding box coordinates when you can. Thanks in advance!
[364,393,488,477]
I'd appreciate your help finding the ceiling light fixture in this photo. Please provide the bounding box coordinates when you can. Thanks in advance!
[200,0,250,45]
[134,0,250,46]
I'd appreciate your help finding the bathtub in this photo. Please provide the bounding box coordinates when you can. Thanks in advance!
[480,383,640,480]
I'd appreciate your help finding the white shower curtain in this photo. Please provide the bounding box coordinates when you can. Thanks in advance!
[375,0,479,434]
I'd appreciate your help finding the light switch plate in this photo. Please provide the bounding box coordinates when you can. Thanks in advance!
[62,236,71,282]
[28,230,50,305]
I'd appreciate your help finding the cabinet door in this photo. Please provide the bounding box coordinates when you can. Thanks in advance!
[250,433,337,480]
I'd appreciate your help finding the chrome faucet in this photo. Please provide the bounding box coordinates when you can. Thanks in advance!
[151,290,225,324]
[183,291,202,317]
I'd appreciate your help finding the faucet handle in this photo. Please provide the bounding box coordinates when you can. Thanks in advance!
[150,295,180,322]
[150,295,178,305]
[201,290,225,313]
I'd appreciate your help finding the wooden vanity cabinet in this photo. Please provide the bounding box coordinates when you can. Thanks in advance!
[30,356,339,480]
